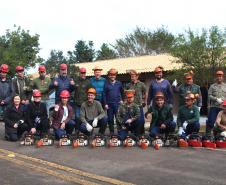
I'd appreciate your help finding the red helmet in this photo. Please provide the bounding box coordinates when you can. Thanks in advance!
[0,64,9,73]
[38,65,46,72]
[80,67,86,73]
[16,66,24,72]
[33,89,42,97]
[60,63,67,70]
[60,90,70,98]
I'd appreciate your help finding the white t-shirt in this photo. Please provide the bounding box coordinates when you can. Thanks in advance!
[61,106,68,123]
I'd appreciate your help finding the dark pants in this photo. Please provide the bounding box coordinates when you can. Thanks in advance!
[118,120,142,140]
[182,121,200,138]
[33,119,50,135]
[54,120,77,139]
[149,121,176,138]
[80,117,107,136]
[6,123,29,142]
[139,106,145,134]
[206,107,222,134]
[107,103,119,133]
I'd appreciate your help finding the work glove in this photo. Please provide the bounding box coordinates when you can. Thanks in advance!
[172,79,178,87]
[178,127,185,136]
[92,118,98,128]
[86,123,93,132]
[198,107,201,112]
[54,105,59,111]
[183,121,188,130]
[220,131,226,137]
[216,98,223,104]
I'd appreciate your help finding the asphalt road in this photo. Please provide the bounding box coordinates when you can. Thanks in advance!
[0,122,225,185]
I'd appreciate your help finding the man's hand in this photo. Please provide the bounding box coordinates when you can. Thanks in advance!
[86,123,93,132]
[14,123,18,128]
[105,104,109,110]
[216,98,223,104]
[54,105,59,111]
[60,122,65,129]
[70,79,75,85]
[183,121,188,130]
[53,80,58,86]
[178,127,184,136]
[0,100,5,105]
[160,124,166,129]
[30,127,36,134]
[92,118,98,128]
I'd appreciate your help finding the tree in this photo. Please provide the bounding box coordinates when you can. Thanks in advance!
[96,43,117,61]
[114,26,175,57]
[170,26,226,85]
[0,25,42,76]
[67,40,95,63]
[45,50,67,77]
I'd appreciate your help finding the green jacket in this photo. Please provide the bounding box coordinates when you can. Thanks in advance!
[177,83,202,107]
[116,102,140,127]
[208,82,226,108]
[177,105,200,127]
[32,77,51,100]
[74,77,92,106]
[147,104,173,129]
[125,81,146,106]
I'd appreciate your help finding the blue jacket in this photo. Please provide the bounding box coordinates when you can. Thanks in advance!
[103,80,123,105]
[49,75,74,103]
[90,77,106,102]
[0,78,13,105]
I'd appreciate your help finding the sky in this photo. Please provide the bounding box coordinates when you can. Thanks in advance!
[0,0,225,62]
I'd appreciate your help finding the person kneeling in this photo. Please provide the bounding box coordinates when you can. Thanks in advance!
[52,90,77,139]
[117,90,141,140]
[80,88,107,136]
[146,92,176,139]
[177,93,200,139]
[4,95,29,141]
[27,90,50,136]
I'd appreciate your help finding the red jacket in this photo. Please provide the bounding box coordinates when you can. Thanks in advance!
[52,103,74,129]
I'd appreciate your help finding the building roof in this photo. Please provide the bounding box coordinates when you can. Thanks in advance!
[75,54,180,76]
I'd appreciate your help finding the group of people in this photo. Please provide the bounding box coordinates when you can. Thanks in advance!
[0,62,226,143]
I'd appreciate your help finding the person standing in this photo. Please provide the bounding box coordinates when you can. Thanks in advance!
[103,68,123,134]
[49,63,75,103]
[206,70,226,134]
[32,65,51,101]
[147,66,173,107]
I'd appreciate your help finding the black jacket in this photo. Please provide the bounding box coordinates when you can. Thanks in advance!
[26,102,48,128]
[4,104,26,134]
[0,78,13,104]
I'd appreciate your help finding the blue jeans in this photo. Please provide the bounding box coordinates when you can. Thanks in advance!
[150,121,176,138]
[54,119,76,139]
[74,105,81,119]
[107,103,119,133]
[80,116,107,135]
[139,107,145,134]
[206,107,222,129]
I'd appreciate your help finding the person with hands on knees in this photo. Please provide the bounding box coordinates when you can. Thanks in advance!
[52,90,77,139]
[206,70,226,134]
[49,63,75,104]
[177,93,200,139]
[103,68,123,135]
[117,90,141,140]
[4,95,29,141]
[145,92,176,139]
[213,100,226,137]
[172,71,202,111]
[80,88,107,136]
[26,90,50,136]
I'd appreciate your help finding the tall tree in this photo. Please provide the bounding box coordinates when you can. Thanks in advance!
[96,43,117,61]
[114,26,175,57]
[45,50,67,77]
[170,26,226,85]
[68,40,95,63]
[0,25,42,76]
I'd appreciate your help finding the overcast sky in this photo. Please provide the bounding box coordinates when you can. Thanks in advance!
[0,0,225,61]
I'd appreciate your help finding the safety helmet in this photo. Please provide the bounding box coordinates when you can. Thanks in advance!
[125,90,135,98]
[16,66,24,72]
[216,70,224,76]
[92,66,103,71]
[38,65,46,72]
[87,88,96,95]
[80,67,86,73]
[0,64,9,73]
[155,91,164,99]
[60,63,67,70]
[60,90,70,98]
[184,71,194,79]
[32,89,42,97]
